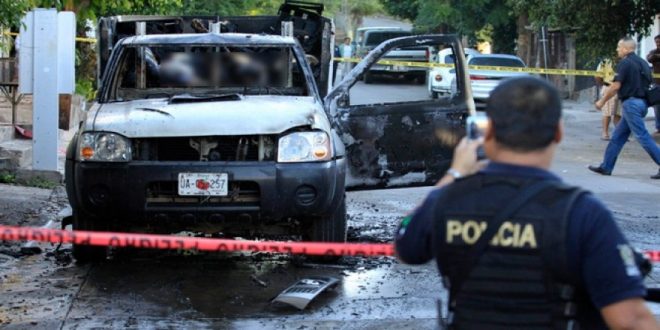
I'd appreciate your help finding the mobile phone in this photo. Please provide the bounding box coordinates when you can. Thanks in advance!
[466,114,488,159]
[466,113,488,140]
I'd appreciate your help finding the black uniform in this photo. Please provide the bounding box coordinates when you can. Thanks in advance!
[396,162,646,329]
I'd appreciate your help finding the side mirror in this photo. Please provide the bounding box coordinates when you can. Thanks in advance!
[338,93,350,107]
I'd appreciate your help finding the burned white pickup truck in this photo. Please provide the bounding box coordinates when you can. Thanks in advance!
[65,1,474,262]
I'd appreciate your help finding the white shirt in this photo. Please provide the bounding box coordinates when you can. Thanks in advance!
[341,44,352,58]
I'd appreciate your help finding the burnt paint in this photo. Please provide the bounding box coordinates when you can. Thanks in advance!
[325,35,471,190]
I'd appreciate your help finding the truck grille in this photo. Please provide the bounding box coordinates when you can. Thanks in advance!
[146,181,260,205]
[133,136,276,161]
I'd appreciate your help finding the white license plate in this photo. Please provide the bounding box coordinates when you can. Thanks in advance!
[393,65,406,71]
[178,173,228,196]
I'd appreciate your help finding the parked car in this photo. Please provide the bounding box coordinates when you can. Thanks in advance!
[355,28,431,83]
[354,26,404,57]
[354,27,406,58]
[465,54,528,102]
[428,48,480,98]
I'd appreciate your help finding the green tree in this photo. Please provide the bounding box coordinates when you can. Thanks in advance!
[383,0,516,50]
[384,0,658,62]
[381,0,419,22]
[319,0,383,37]
[180,0,281,16]
[0,0,32,29]
[41,0,185,99]
[509,0,659,62]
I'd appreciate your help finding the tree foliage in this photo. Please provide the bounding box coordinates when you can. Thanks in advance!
[383,0,516,52]
[383,0,658,60]
[509,0,659,61]
[0,0,33,29]
[320,0,383,37]
[381,0,419,22]
[180,0,281,16]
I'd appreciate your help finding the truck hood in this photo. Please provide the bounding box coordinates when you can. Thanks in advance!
[89,96,328,138]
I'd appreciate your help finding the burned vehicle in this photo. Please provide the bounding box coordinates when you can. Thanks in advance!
[65,2,474,262]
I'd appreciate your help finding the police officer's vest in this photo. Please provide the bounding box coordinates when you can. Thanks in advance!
[432,173,596,330]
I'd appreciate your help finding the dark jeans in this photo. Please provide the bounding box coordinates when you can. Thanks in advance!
[654,104,660,132]
[600,97,660,172]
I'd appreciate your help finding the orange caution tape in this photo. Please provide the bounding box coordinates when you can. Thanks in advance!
[0,225,394,257]
[1,225,657,261]
[646,250,660,263]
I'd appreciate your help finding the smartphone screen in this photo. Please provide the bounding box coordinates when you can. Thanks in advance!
[466,114,488,140]
[466,114,488,159]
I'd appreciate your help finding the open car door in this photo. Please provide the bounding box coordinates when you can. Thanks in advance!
[325,35,475,189]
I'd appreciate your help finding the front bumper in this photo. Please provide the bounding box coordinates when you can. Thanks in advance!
[471,81,499,100]
[67,159,346,227]
[369,63,427,74]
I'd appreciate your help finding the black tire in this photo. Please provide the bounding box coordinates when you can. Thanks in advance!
[409,74,425,84]
[305,196,347,262]
[363,72,373,84]
[430,91,438,99]
[72,211,108,264]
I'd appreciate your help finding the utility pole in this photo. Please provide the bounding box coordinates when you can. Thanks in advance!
[540,25,549,80]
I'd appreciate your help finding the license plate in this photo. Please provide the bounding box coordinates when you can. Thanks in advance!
[178,173,228,196]
[393,65,406,71]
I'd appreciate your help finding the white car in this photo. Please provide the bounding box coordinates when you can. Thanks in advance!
[466,54,528,102]
[427,48,480,98]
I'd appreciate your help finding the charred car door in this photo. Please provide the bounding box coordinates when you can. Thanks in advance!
[325,35,474,189]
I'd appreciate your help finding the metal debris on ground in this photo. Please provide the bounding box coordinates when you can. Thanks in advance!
[250,274,268,287]
[271,276,339,310]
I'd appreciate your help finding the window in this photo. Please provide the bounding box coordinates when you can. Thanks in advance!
[364,31,412,46]
[347,44,462,105]
[469,57,525,67]
[110,45,310,102]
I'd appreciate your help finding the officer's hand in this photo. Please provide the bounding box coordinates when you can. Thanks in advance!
[450,136,486,176]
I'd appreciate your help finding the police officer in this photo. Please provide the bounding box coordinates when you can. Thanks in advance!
[395,77,657,329]
[589,36,660,179]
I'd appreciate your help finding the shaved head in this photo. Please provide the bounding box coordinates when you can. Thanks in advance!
[619,37,637,50]
[616,37,636,58]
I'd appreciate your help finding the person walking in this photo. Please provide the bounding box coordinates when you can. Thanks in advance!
[646,34,660,136]
[395,77,656,329]
[589,37,660,179]
[595,58,622,140]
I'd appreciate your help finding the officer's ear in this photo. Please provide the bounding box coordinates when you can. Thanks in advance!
[485,119,495,142]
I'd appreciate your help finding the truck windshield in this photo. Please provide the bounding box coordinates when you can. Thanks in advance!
[111,45,311,101]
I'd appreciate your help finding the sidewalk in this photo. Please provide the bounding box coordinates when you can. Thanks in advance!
[0,93,79,176]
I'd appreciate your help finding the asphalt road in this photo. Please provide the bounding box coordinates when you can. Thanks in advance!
[0,80,658,329]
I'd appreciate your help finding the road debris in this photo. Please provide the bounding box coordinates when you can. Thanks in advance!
[271,276,339,310]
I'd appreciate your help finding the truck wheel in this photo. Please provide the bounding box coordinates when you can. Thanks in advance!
[306,196,347,262]
[363,72,373,84]
[72,211,108,264]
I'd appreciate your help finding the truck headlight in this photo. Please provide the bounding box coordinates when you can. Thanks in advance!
[78,132,132,162]
[278,131,332,162]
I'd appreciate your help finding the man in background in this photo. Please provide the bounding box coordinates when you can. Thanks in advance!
[335,37,354,83]
[646,34,660,137]
[590,37,660,179]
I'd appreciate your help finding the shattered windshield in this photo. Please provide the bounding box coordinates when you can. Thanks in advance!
[111,44,311,101]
